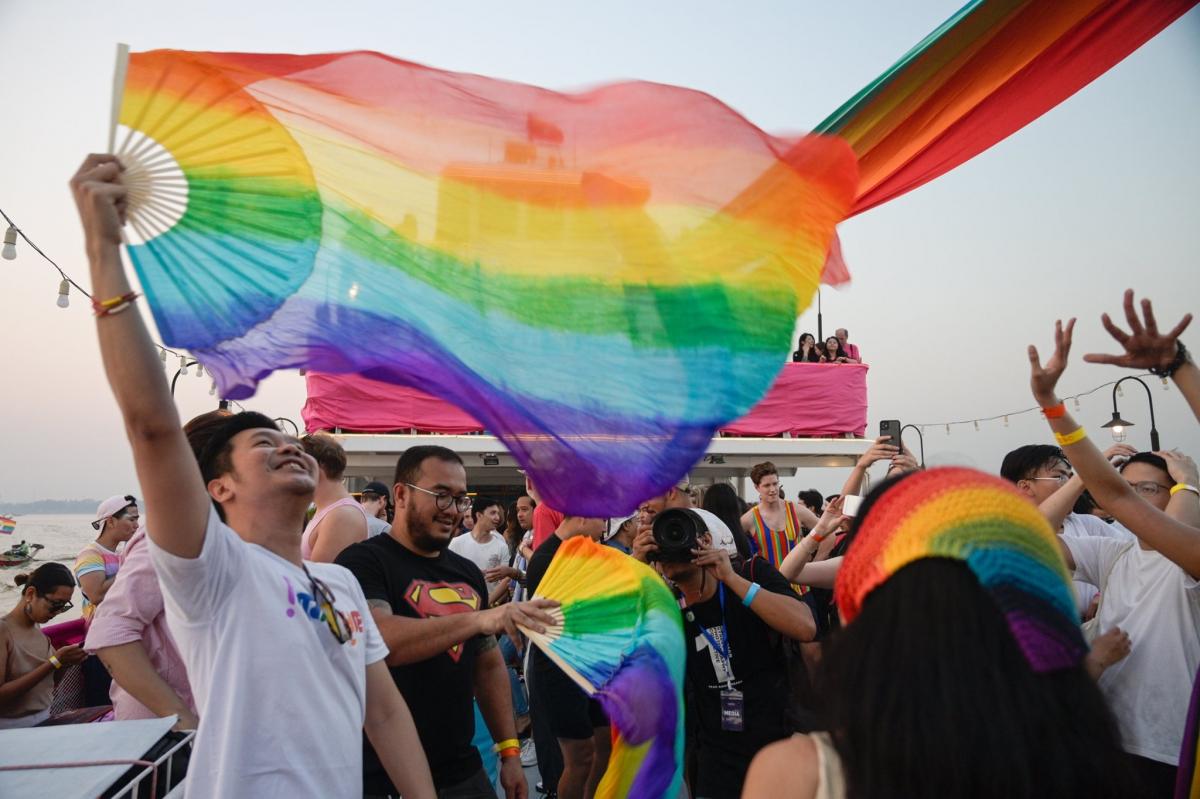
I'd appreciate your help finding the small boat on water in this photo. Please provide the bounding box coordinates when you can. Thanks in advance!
[0,541,44,567]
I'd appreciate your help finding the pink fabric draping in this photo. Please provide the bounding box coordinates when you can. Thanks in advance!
[303,363,868,438]
[42,618,86,649]
[719,362,868,437]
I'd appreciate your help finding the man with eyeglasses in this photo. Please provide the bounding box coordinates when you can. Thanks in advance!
[337,445,558,799]
[69,155,435,799]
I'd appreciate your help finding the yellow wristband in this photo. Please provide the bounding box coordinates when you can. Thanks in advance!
[1054,427,1087,447]
[48,655,62,670]
[493,738,520,753]
[1170,483,1200,497]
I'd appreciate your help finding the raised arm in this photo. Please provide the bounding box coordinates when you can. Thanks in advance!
[1083,290,1197,422]
[1029,318,1200,579]
[70,155,211,558]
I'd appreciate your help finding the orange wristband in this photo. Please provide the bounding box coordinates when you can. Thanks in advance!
[1041,402,1066,419]
[498,747,521,759]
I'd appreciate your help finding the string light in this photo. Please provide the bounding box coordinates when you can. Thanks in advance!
[56,279,70,308]
[209,381,217,396]
[178,356,189,376]
[195,363,204,378]
[2,225,17,260]
[915,374,1154,436]
[0,204,180,362]
[1116,385,1124,398]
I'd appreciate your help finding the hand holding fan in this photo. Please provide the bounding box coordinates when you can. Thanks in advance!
[519,536,685,799]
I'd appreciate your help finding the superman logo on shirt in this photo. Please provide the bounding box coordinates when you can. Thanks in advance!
[404,580,481,662]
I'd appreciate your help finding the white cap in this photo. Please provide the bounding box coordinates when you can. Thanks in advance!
[92,494,137,530]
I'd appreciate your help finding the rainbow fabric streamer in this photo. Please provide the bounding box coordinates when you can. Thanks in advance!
[835,467,1086,673]
[816,0,1197,217]
[0,516,15,535]
[812,0,1196,283]
[520,536,685,799]
[110,48,857,514]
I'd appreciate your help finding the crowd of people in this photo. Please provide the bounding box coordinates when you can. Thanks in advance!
[0,157,1195,799]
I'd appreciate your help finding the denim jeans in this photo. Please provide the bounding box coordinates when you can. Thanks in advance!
[499,635,529,716]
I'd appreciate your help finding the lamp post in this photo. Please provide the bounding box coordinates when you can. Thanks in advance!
[816,287,823,344]
[274,417,301,437]
[1100,376,1160,451]
[900,424,925,468]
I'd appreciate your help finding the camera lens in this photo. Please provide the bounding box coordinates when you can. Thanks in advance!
[651,508,704,562]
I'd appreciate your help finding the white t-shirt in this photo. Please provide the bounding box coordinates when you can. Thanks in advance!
[366,515,391,538]
[149,506,388,798]
[1065,535,1200,765]
[1059,513,1134,611]
[448,530,511,592]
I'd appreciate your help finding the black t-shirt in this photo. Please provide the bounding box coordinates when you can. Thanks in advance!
[336,533,491,790]
[683,556,802,799]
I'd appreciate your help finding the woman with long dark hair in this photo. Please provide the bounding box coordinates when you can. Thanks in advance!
[819,336,850,364]
[792,333,821,363]
[0,563,86,728]
[744,468,1135,798]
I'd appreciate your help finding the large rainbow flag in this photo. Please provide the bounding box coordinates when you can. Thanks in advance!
[110,49,857,514]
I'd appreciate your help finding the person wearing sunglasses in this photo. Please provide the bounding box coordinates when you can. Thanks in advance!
[69,156,436,799]
[0,563,86,728]
[337,445,559,799]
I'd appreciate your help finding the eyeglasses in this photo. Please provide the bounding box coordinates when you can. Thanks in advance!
[1028,473,1072,485]
[404,483,473,512]
[302,565,352,645]
[44,597,73,615]
[1127,481,1173,497]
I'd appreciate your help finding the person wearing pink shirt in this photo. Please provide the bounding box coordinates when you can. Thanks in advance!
[84,525,197,729]
[834,328,862,363]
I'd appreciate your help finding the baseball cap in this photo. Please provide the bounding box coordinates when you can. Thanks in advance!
[92,494,137,530]
[360,481,391,501]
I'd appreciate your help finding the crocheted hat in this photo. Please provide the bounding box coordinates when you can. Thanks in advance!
[834,467,1086,673]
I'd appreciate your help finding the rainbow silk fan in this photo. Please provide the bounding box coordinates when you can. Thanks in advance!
[106,44,858,515]
[519,537,685,799]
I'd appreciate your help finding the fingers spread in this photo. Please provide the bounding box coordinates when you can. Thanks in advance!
[1123,290,1144,336]
[1167,313,1193,341]
[1082,353,1123,365]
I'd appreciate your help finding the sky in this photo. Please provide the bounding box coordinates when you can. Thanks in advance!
[0,1,1197,503]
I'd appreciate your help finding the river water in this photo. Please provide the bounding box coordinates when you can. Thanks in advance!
[0,515,99,623]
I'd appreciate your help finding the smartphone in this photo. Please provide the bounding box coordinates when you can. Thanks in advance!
[880,419,902,450]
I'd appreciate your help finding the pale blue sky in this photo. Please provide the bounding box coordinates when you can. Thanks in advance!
[0,1,1196,502]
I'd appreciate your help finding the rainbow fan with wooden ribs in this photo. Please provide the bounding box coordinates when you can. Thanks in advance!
[519,537,685,799]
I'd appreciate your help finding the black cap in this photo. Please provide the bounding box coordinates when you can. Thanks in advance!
[361,481,391,501]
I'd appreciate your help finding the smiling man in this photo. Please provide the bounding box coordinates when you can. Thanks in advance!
[70,153,435,799]
[337,445,557,799]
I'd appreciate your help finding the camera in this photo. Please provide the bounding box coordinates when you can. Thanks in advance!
[651,508,706,562]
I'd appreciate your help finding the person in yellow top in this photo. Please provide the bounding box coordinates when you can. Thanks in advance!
[0,563,87,728]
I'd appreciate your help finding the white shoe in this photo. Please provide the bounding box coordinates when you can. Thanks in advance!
[520,737,538,767]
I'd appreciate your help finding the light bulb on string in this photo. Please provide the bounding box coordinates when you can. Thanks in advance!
[1163,378,1170,390]
[179,356,189,376]
[1,226,17,260]
[945,424,950,436]
[209,381,217,396]
[974,420,980,432]
[56,279,69,308]
[159,349,168,363]
[1003,415,1009,428]
[1073,397,1081,411]
[1116,385,1123,398]
[195,363,204,379]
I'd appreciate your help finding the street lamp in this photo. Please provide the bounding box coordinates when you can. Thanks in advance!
[1100,376,1160,451]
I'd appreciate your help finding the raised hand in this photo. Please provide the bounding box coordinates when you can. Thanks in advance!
[857,436,899,469]
[484,598,559,641]
[1028,318,1076,406]
[1083,290,1191,372]
[69,154,128,254]
[1156,450,1199,487]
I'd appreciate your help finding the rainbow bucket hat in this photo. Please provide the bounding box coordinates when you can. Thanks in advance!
[834,467,1087,673]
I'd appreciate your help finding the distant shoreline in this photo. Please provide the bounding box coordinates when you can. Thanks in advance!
[1,501,100,516]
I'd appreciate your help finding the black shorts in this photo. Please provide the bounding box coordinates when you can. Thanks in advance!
[531,657,608,740]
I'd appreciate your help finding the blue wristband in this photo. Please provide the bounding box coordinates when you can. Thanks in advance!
[742,582,761,608]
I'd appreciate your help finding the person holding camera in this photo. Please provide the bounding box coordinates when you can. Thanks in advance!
[649,508,816,799]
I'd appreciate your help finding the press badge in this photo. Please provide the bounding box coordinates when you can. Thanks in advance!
[720,688,745,732]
